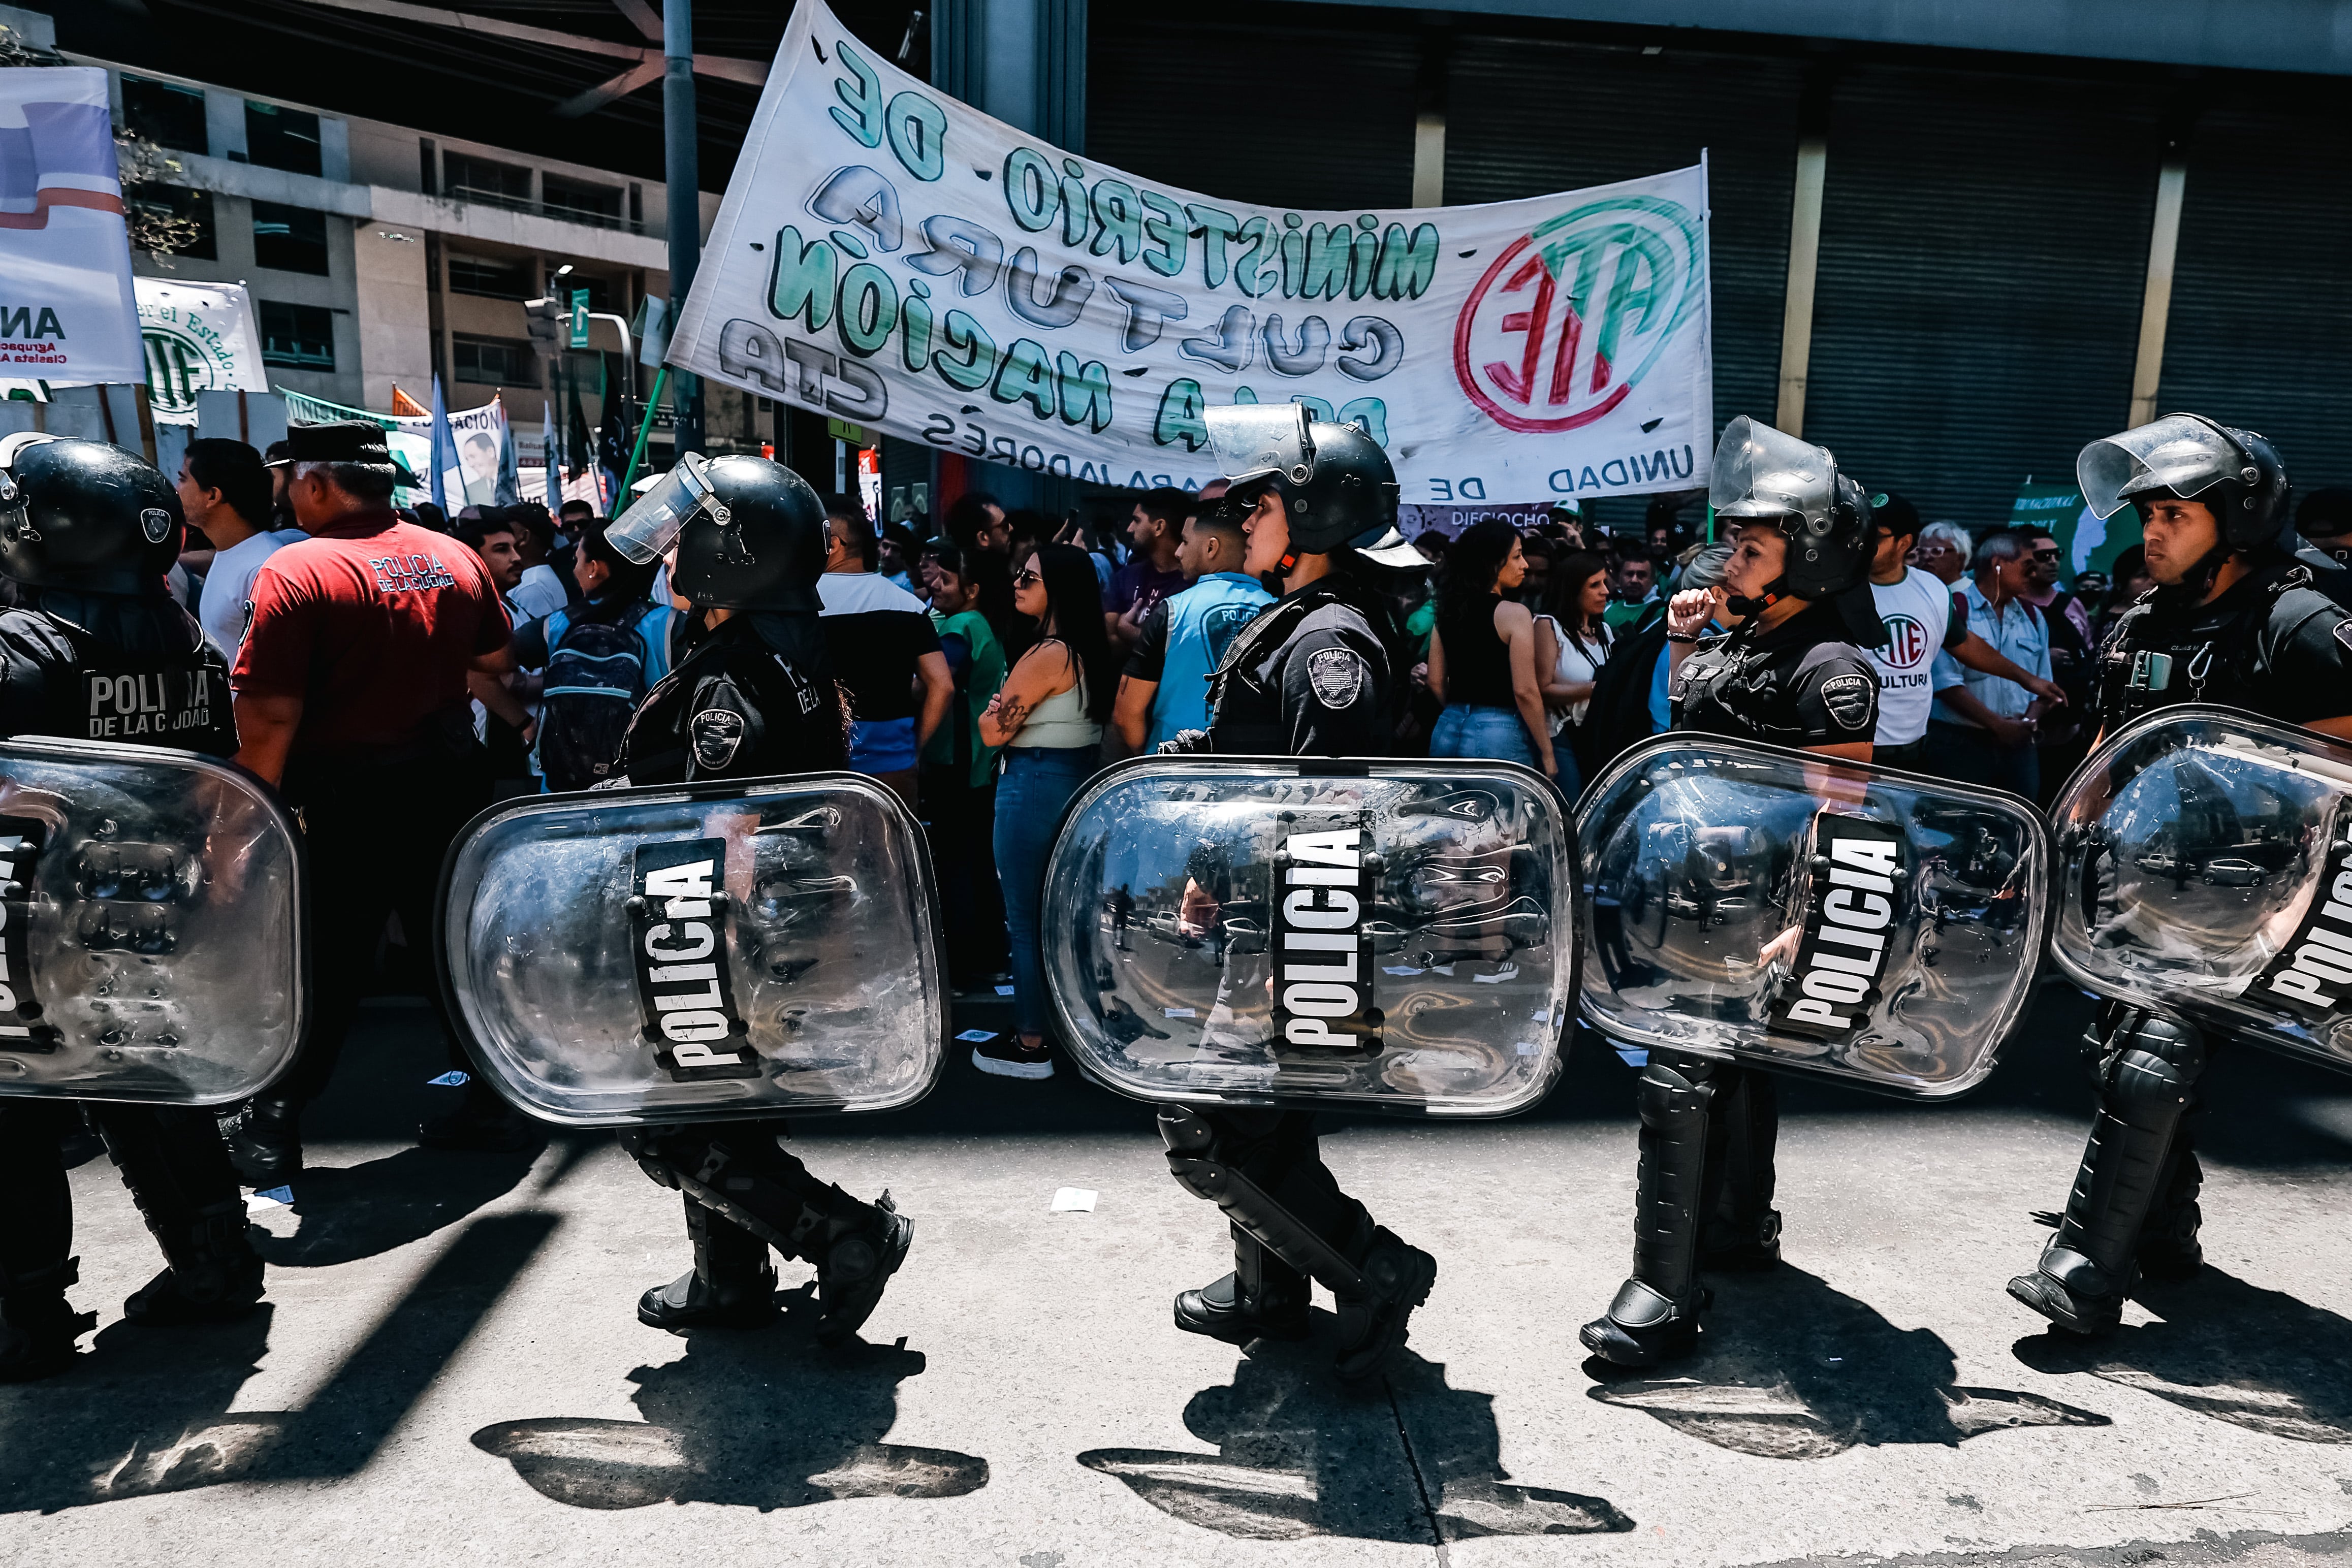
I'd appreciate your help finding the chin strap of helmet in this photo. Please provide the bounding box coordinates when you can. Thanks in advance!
[1724,576,1788,619]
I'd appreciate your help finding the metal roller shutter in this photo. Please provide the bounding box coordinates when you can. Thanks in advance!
[1442,37,1804,447]
[2160,106,2352,490]
[1803,66,2160,524]
[1085,8,1417,210]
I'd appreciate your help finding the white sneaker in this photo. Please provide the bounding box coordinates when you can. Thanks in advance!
[972,1036,1054,1079]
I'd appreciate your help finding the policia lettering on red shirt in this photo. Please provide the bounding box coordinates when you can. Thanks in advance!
[0,435,259,1381]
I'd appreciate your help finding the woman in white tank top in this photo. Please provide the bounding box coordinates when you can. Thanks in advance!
[1533,552,1613,795]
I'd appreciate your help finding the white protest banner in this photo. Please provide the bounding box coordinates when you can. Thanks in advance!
[669,0,1711,504]
[137,278,267,426]
[0,67,144,384]
[280,388,509,507]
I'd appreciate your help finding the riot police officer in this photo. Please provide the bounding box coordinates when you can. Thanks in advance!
[1580,417,1887,1368]
[600,454,912,1342]
[0,435,258,1381]
[1155,405,1439,1381]
[2009,414,2352,1337]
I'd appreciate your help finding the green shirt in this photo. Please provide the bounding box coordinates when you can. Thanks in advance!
[926,607,1007,789]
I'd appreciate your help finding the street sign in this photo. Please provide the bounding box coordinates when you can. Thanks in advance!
[568,289,590,350]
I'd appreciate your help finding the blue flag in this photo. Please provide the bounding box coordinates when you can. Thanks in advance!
[542,402,559,507]
[495,396,520,505]
[428,374,455,514]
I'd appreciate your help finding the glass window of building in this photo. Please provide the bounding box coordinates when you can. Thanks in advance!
[444,152,533,211]
[542,174,623,229]
[259,300,336,369]
[454,333,536,386]
[449,253,532,298]
[244,101,323,177]
[251,202,330,274]
[121,75,209,154]
[128,184,216,260]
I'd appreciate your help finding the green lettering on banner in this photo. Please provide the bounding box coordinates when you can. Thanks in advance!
[1339,397,1388,444]
[993,337,1056,419]
[935,309,998,391]
[1154,378,1207,451]
[1059,160,1091,248]
[768,227,837,330]
[829,39,886,149]
[900,278,934,371]
[1278,216,1305,299]
[1088,179,1142,265]
[1139,191,1188,278]
[1187,205,1239,290]
[1302,223,1353,301]
[1349,217,1380,300]
[885,90,948,181]
[1372,223,1440,301]
[1231,216,1274,298]
[1004,148,1059,232]
[837,262,898,356]
[1057,351,1113,433]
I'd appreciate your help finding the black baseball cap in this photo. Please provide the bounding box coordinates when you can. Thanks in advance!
[1869,489,1922,541]
[267,420,395,471]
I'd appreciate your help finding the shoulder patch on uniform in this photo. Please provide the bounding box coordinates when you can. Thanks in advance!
[1818,670,1876,731]
[2335,619,2352,655]
[690,706,747,769]
[1306,646,1368,709]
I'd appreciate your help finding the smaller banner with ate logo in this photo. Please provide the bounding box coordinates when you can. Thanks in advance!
[2251,813,2352,1022]
[1768,814,1906,1043]
[1272,814,1379,1050]
[669,0,1711,504]
[631,838,758,1081]
[135,278,267,427]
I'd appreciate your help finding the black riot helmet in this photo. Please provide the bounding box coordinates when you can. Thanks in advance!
[2078,413,2291,553]
[1707,416,1885,645]
[607,452,827,612]
[0,434,183,594]
[1204,403,1424,570]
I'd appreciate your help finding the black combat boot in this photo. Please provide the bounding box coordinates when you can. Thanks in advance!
[225,1095,302,1186]
[1174,1272,1311,1346]
[1331,1228,1438,1381]
[639,1200,777,1330]
[122,1204,265,1325]
[814,1192,912,1345]
[0,1259,97,1382]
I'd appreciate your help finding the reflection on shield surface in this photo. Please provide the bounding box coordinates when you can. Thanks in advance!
[438,773,945,1127]
[1041,757,1575,1116]
[2049,705,2352,1075]
[0,737,305,1106]
[1577,736,2049,1097]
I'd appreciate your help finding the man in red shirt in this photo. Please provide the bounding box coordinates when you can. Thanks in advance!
[226,422,519,1179]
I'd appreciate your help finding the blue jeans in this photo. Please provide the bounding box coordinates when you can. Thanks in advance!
[993,745,1098,1037]
[1430,704,1538,770]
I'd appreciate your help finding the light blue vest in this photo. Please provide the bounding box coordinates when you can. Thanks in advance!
[1149,572,1274,749]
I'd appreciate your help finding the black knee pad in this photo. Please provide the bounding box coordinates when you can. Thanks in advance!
[2104,1014,2205,1128]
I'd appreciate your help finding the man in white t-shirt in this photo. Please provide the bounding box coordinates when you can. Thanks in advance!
[176,438,307,659]
[1865,492,2067,768]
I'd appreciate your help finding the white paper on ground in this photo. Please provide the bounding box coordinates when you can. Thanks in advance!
[1051,1188,1098,1212]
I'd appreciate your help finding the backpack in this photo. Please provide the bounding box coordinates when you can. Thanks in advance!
[1573,618,1671,783]
[537,600,657,791]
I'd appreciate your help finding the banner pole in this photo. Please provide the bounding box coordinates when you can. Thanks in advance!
[620,365,669,501]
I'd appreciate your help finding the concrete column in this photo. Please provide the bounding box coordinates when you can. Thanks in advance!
[1773,132,1828,437]
[2127,140,2190,428]
[933,0,1085,149]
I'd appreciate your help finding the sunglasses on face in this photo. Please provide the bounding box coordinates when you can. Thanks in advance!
[1013,567,1043,586]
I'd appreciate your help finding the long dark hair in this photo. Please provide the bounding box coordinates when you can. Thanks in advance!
[1542,549,1610,649]
[1025,542,1114,721]
[1438,519,1520,627]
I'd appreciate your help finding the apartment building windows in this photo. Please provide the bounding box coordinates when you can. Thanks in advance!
[444,152,533,212]
[454,332,536,386]
[260,301,336,370]
[245,101,323,176]
[542,173,624,230]
[120,75,208,154]
[252,202,330,274]
[448,253,532,299]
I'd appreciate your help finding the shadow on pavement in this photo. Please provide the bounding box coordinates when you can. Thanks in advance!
[471,1284,989,1511]
[0,1211,556,1514]
[1079,1333,1631,1543]
[1588,1265,2109,1459]
[2013,1266,2352,1444]
[254,1142,545,1268]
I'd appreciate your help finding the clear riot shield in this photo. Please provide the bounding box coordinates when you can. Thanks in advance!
[2048,706,2352,1074]
[437,773,946,1127]
[1577,736,2050,1098]
[0,738,306,1106]
[1040,757,1575,1117]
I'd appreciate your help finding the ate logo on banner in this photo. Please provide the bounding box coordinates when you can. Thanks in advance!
[1454,195,1707,434]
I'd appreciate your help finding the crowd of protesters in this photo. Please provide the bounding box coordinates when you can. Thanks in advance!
[161,430,2352,1097]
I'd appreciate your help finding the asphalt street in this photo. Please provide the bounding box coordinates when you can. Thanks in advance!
[6,979,2352,1567]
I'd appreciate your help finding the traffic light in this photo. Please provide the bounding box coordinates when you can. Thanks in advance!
[524,296,564,357]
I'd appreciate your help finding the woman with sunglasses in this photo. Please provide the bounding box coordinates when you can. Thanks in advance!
[976,543,1114,1078]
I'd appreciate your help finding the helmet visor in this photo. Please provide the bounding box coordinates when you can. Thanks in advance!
[607,451,718,565]
[1709,415,1834,522]
[2078,414,2242,520]
[1205,403,1315,491]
